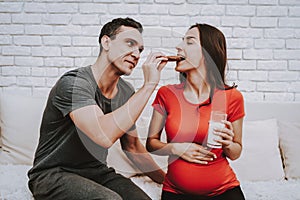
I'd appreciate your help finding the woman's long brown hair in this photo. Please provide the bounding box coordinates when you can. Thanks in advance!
[180,23,236,105]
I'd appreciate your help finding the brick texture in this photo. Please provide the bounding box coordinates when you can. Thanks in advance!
[0,1,299,102]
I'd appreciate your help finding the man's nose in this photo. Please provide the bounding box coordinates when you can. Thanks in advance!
[131,48,140,59]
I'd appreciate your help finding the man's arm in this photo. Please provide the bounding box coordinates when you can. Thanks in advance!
[70,84,156,148]
[70,53,168,148]
[120,129,166,184]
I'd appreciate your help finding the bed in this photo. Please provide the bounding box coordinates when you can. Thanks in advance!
[0,93,300,199]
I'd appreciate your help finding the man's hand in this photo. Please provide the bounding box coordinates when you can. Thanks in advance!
[142,52,168,87]
[121,130,166,184]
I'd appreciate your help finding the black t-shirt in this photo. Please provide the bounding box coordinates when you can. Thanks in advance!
[28,66,135,177]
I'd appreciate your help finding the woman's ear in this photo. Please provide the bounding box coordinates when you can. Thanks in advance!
[101,35,111,51]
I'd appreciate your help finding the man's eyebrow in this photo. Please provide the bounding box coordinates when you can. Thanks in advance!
[126,38,143,46]
[126,38,137,43]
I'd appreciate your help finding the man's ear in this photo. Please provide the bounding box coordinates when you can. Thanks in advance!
[101,35,111,51]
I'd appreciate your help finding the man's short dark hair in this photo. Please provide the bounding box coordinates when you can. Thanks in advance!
[99,17,143,52]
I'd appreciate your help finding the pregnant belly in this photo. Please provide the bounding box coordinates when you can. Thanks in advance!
[165,157,237,196]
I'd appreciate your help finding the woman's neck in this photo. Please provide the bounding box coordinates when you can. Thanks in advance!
[184,70,210,104]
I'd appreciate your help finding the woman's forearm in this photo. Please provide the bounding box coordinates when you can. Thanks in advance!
[146,138,175,156]
[223,142,242,160]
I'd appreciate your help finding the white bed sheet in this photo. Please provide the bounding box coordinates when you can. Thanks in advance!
[1,165,300,200]
[131,175,300,200]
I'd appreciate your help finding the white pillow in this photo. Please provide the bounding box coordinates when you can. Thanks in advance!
[278,121,300,179]
[0,94,47,165]
[230,119,285,181]
[0,126,2,146]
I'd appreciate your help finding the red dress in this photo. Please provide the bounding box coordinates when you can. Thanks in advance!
[152,83,245,196]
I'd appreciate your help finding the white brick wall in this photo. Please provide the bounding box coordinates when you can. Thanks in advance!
[0,0,299,102]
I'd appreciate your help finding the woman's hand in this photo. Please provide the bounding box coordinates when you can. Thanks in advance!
[214,118,244,160]
[171,143,217,164]
[213,120,235,148]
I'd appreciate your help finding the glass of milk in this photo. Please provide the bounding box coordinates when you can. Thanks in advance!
[207,111,227,149]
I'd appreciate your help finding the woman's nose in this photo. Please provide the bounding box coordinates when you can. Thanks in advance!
[176,42,183,51]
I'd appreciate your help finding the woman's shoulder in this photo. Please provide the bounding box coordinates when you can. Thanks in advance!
[215,86,244,104]
[228,87,244,101]
[158,83,184,92]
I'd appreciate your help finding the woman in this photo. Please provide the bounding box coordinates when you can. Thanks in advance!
[146,24,245,200]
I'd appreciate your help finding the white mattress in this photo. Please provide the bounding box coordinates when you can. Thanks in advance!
[131,175,300,200]
[1,165,300,200]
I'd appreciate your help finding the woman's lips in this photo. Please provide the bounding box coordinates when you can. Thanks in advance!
[165,55,185,62]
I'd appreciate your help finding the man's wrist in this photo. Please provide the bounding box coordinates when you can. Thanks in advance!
[142,82,157,91]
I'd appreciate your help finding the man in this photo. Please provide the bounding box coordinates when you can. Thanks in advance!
[28,17,167,200]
